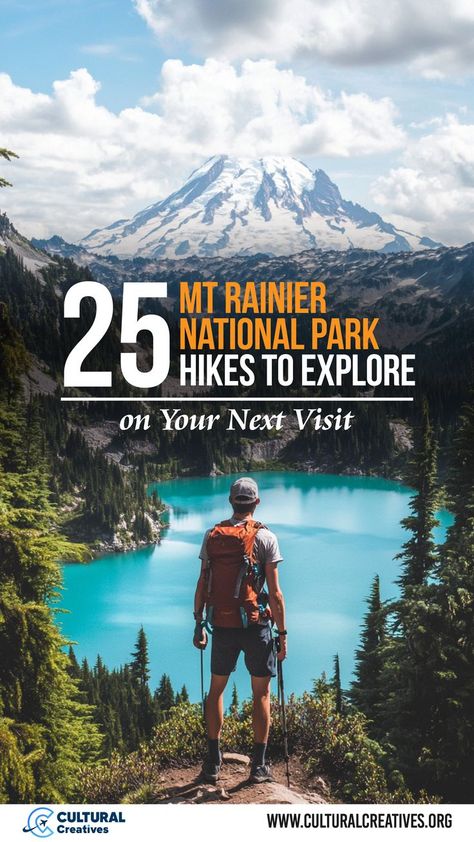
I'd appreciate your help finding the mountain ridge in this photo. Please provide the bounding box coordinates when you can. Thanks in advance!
[78,156,441,259]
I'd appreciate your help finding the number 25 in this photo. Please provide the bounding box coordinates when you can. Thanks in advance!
[64,281,170,388]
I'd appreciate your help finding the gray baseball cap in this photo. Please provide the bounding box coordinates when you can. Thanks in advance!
[230,476,259,503]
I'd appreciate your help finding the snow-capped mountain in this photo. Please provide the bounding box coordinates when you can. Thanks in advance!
[80,156,440,259]
[0,213,53,276]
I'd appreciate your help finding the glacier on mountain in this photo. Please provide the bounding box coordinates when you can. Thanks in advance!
[80,156,440,259]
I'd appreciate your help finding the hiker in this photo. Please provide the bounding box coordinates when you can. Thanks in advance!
[193,476,287,784]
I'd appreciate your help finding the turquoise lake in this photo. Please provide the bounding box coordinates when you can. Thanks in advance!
[59,472,452,704]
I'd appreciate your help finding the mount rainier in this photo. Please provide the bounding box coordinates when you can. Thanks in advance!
[80,156,440,259]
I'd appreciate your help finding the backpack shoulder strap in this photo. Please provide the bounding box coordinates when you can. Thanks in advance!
[208,519,232,532]
[246,519,268,533]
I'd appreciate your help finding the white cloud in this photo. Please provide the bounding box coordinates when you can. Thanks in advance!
[0,62,404,240]
[134,0,474,77]
[371,115,474,244]
[145,59,404,157]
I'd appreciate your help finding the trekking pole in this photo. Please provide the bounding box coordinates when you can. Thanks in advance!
[276,637,290,788]
[200,647,205,719]
[199,618,212,722]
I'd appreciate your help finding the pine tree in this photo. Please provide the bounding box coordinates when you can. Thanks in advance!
[129,627,156,743]
[130,627,150,686]
[230,683,239,717]
[332,654,343,714]
[0,303,29,400]
[349,575,386,733]
[175,684,189,705]
[0,147,18,188]
[380,402,441,789]
[396,399,439,590]
[419,401,474,800]
[155,674,175,714]
[67,647,81,680]
[0,357,102,800]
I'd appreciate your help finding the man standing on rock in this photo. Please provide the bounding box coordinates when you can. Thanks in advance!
[193,477,287,784]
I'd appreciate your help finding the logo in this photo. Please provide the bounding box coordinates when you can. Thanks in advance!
[23,808,54,837]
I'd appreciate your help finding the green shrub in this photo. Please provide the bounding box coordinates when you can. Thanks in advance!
[286,682,435,803]
[79,689,428,804]
[80,704,205,802]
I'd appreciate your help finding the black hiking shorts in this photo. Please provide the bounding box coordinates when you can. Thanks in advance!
[211,623,276,678]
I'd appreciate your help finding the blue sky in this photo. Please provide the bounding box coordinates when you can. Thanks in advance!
[1,0,471,116]
[1,0,169,110]
[1,0,474,244]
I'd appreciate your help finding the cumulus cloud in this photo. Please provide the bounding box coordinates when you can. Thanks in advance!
[134,0,474,77]
[0,61,404,240]
[371,115,474,244]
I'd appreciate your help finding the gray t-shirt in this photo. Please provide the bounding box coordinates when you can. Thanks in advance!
[199,515,283,566]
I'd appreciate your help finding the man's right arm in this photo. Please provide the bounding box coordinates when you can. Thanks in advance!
[193,557,208,650]
[194,558,207,622]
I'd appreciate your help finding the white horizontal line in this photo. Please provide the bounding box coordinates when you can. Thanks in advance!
[61,396,413,402]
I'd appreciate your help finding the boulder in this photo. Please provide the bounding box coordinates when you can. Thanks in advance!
[222,752,251,766]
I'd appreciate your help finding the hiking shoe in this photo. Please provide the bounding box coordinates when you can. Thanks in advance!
[249,764,274,784]
[201,756,221,783]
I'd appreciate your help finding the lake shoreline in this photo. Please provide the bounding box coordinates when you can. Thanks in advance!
[64,462,412,563]
[60,470,452,697]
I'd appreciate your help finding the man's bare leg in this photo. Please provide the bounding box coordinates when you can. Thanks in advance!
[206,673,229,739]
[201,673,229,781]
[250,675,273,781]
[251,675,272,742]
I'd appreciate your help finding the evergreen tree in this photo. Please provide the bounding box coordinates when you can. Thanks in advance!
[332,654,343,714]
[0,303,29,400]
[230,683,239,717]
[0,342,102,800]
[175,685,189,705]
[349,575,387,733]
[155,674,175,714]
[379,402,441,790]
[77,654,145,755]
[67,647,81,680]
[396,400,439,590]
[0,147,18,188]
[130,627,150,686]
[420,401,474,800]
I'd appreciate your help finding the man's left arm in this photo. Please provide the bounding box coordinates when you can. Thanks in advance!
[265,563,287,661]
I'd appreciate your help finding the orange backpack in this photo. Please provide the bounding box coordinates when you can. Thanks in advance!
[205,519,272,628]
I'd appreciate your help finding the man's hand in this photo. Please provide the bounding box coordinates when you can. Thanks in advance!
[276,634,287,661]
[193,621,208,650]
